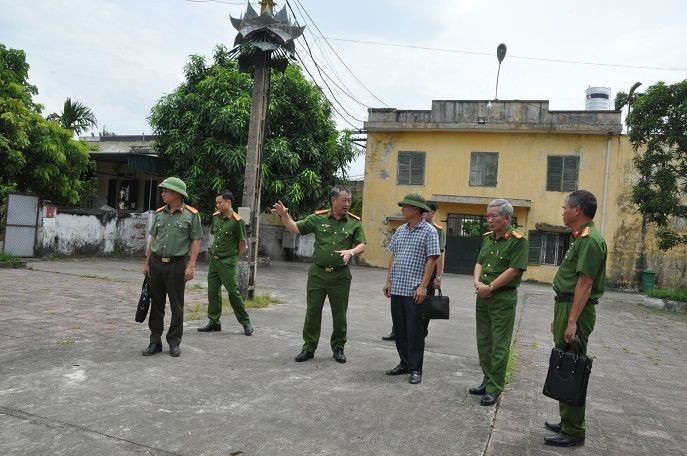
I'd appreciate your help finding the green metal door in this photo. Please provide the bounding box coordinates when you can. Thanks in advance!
[444,214,487,275]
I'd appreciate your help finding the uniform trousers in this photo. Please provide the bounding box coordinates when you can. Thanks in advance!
[553,300,596,437]
[207,256,250,327]
[302,264,351,353]
[391,294,425,372]
[475,289,517,395]
[148,256,186,346]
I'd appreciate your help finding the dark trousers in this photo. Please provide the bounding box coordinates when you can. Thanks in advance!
[148,256,186,346]
[391,294,425,372]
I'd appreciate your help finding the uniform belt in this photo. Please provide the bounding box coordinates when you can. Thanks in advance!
[315,264,346,272]
[153,253,185,263]
[492,286,516,292]
[555,294,598,305]
[211,253,232,260]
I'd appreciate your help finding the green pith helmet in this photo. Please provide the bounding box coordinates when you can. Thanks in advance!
[398,193,430,212]
[158,177,188,199]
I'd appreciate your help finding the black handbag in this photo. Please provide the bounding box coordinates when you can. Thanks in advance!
[543,336,592,407]
[423,288,450,320]
[135,276,151,323]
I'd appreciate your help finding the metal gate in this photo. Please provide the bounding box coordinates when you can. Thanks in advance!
[3,193,40,257]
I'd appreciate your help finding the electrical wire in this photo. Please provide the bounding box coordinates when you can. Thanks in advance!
[323,37,687,72]
[289,0,389,106]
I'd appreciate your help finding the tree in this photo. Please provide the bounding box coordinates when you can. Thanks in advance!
[47,97,98,135]
[0,43,90,205]
[622,80,687,250]
[148,45,359,217]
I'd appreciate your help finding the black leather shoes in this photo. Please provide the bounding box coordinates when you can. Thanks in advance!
[544,432,585,447]
[333,348,346,363]
[142,343,162,356]
[480,393,499,406]
[469,384,486,395]
[545,421,562,433]
[385,364,409,375]
[295,350,314,362]
[197,322,221,332]
[169,344,181,357]
[409,371,422,384]
[381,331,395,341]
[243,324,253,336]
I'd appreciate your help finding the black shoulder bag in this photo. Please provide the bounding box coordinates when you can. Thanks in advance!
[135,276,151,323]
[422,288,450,320]
[542,336,593,407]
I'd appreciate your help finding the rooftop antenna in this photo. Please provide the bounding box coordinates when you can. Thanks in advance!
[495,43,507,100]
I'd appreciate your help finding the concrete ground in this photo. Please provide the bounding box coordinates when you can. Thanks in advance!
[0,259,685,456]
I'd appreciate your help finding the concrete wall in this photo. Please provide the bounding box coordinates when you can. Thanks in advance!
[38,209,150,256]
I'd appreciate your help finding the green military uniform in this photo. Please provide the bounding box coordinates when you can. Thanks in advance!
[475,226,528,395]
[207,210,251,328]
[148,203,204,345]
[552,221,607,437]
[296,209,366,353]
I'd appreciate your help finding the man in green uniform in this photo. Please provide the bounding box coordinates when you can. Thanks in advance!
[142,177,203,357]
[272,185,366,363]
[544,190,606,448]
[197,190,253,336]
[470,199,528,406]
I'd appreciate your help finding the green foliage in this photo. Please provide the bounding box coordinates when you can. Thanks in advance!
[625,80,687,250]
[0,43,91,205]
[47,97,98,135]
[647,288,687,302]
[148,45,359,217]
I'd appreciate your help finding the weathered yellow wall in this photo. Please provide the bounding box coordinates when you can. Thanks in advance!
[361,130,645,285]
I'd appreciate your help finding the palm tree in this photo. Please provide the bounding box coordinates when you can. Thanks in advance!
[47,98,98,135]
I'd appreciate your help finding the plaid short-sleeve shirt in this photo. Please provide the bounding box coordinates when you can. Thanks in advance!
[388,219,441,296]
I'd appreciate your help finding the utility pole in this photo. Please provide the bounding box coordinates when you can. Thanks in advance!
[231,0,304,298]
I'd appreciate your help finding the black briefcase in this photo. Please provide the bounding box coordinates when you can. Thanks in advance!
[423,289,450,320]
[135,276,151,323]
[542,337,592,407]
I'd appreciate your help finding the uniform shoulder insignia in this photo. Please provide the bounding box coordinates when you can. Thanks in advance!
[232,212,241,221]
[212,210,220,216]
[433,222,443,230]
[581,227,591,237]
[483,231,493,236]
[185,205,198,214]
[155,206,166,213]
[511,230,523,239]
[314,209,329,215]
[347,212,361,221]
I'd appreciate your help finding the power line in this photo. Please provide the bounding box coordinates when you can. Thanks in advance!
[323,37,687,72]
[293,52,361,130]
[289,0,389,106]
[184,0,257,5]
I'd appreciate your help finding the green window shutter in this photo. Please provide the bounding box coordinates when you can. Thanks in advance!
[562,156,579,191]
[397,152,411,185]
[484,153,498,186]
[469,153,482,186]
[547,156,563,191]
[528,230,542,264]
[410,152,425,185]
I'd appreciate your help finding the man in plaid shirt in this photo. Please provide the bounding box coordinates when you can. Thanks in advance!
[383,193,440,384]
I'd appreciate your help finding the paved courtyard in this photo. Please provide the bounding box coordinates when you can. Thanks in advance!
[1,258,685,455]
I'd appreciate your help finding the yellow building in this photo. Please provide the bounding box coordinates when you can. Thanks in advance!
[360,99,646,286]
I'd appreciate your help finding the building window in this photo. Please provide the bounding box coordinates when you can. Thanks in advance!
[547,155,579,192]
[528,230,571,265]
[397,151,425,185]
[469,152,498,187]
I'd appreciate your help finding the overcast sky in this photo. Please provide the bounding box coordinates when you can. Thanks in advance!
[2,0,686,178]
